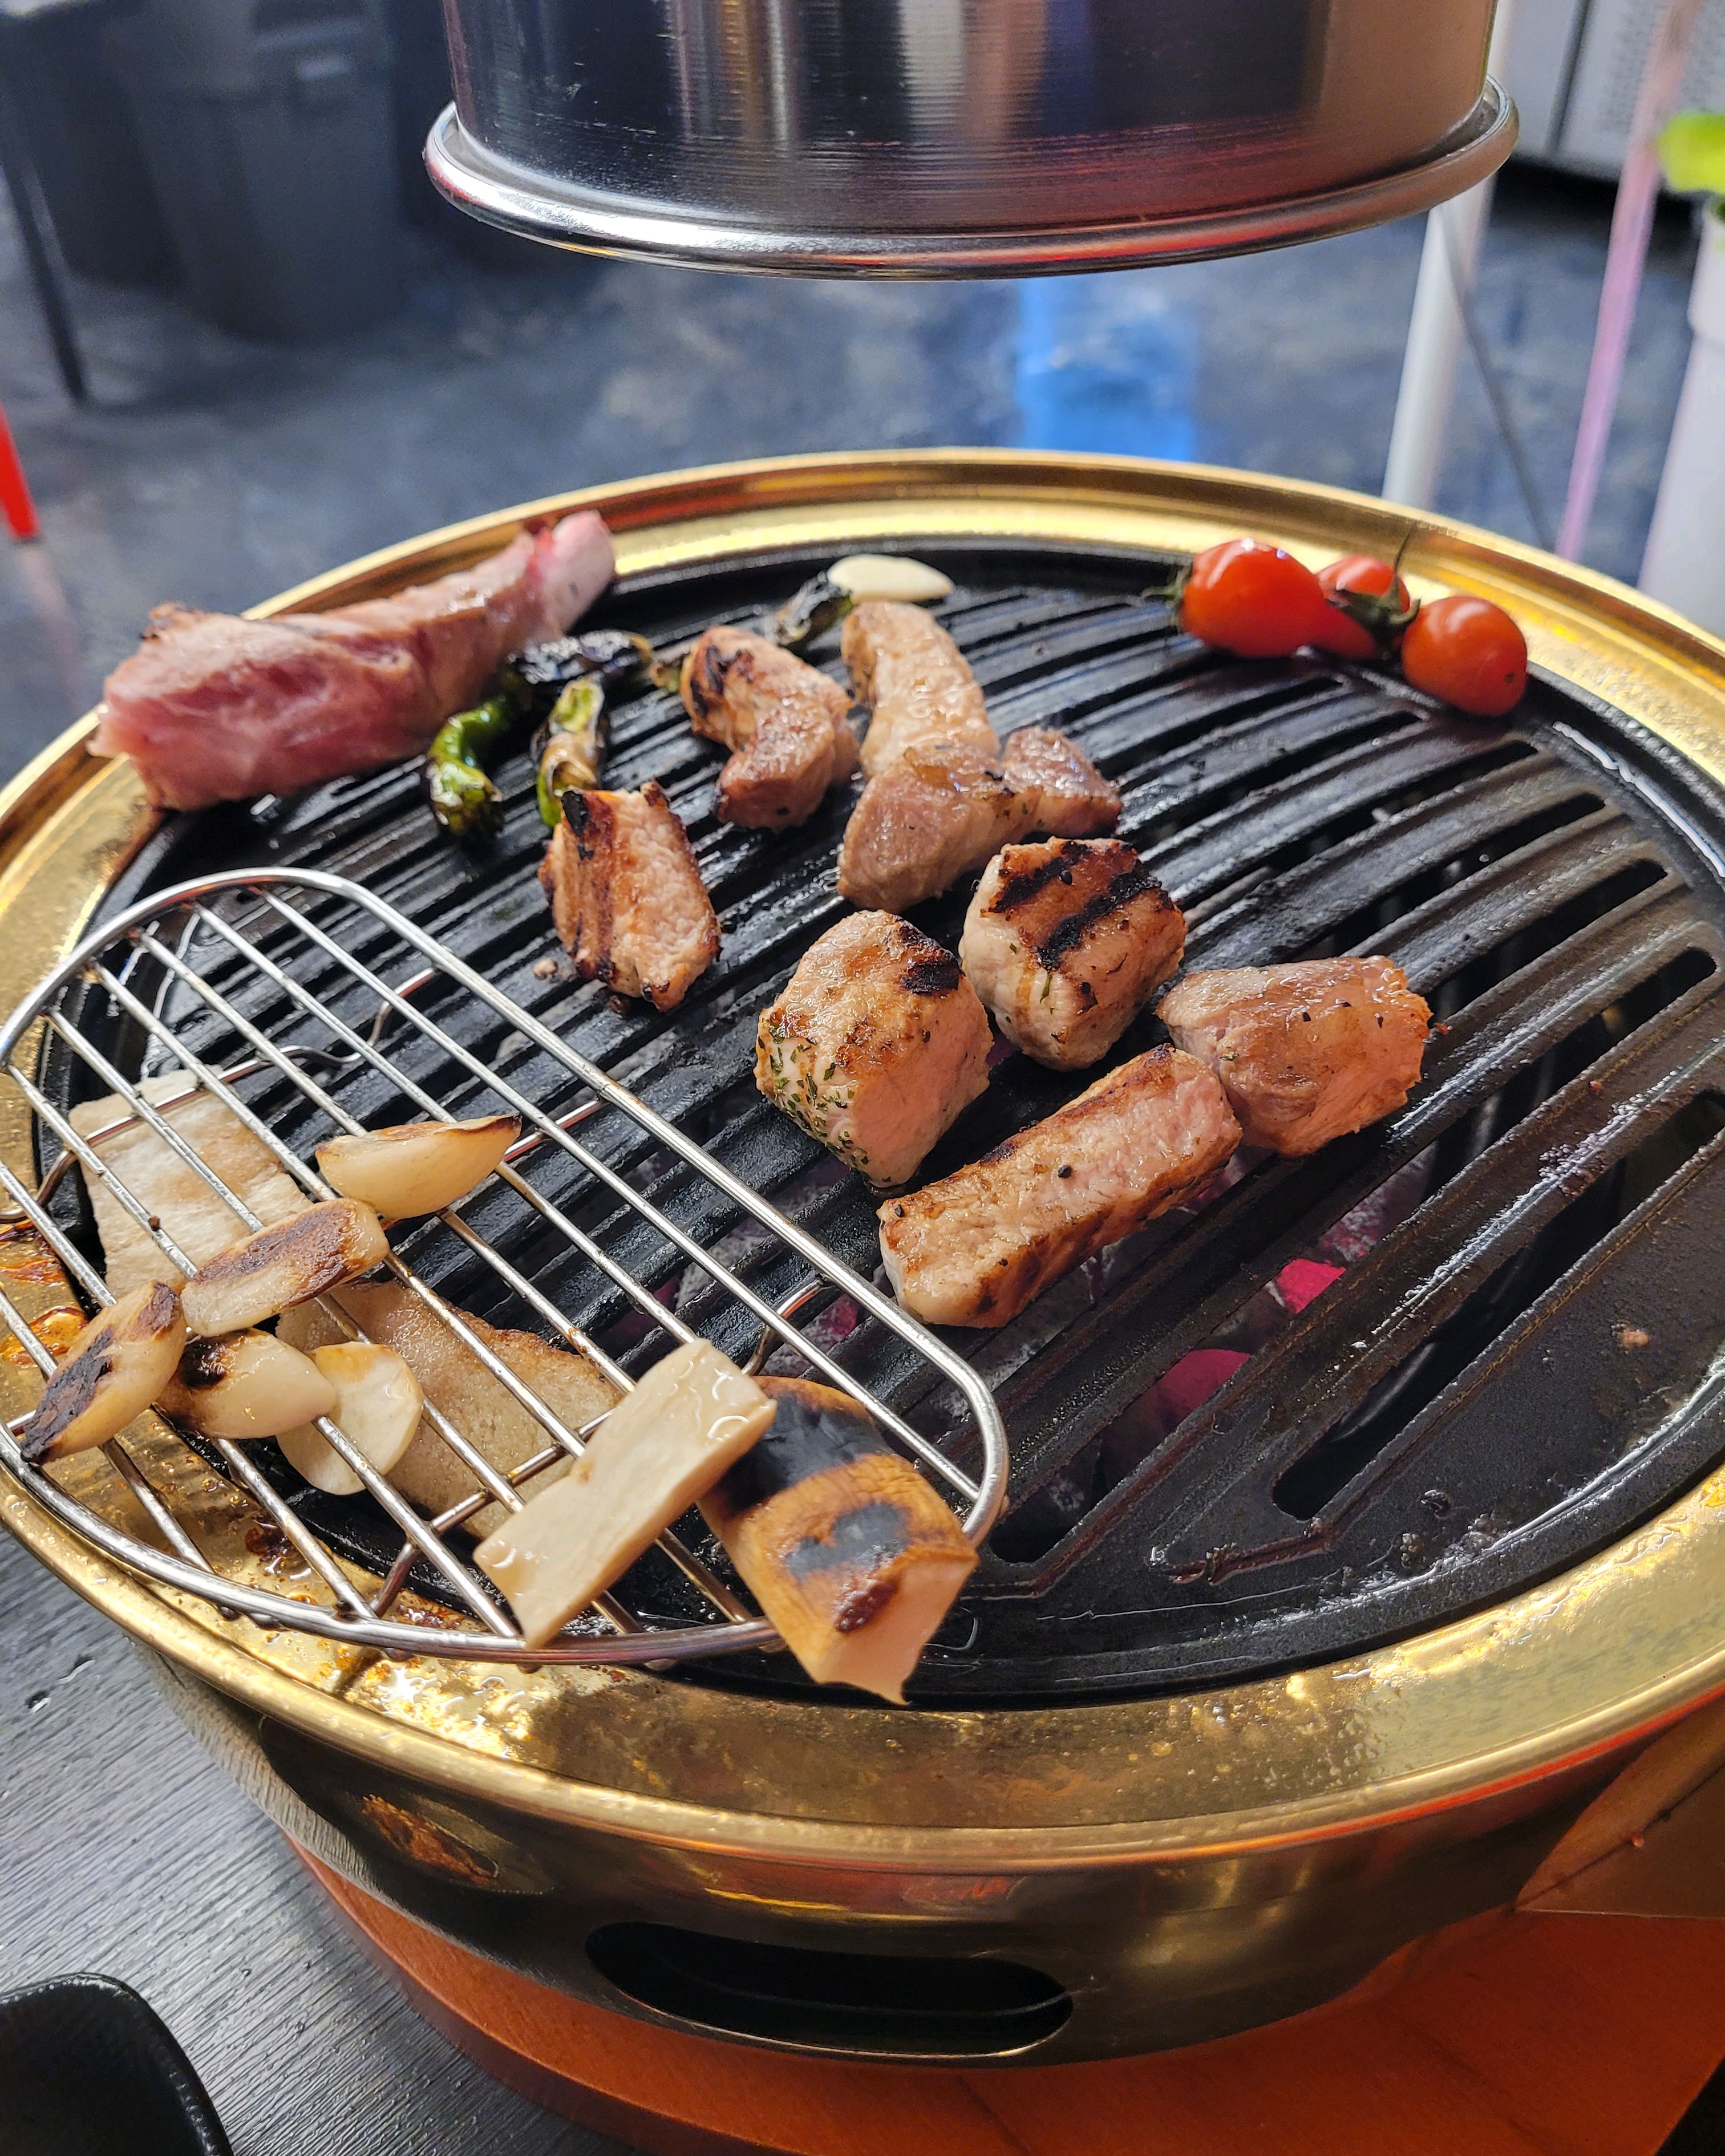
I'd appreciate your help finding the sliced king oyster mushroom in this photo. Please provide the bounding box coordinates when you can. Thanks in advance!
[825,554,954,606]
[277,1342,423,1496]
[159,1330,337,1441]
[17,1281,186,1462]
[475,1339,774,1648]
[314,1114,520,1220]
[180,1199,388,1337]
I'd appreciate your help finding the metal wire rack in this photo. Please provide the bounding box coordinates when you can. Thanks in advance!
[0,869,1008,1665]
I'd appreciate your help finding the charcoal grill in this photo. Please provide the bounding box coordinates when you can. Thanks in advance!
[4,453,1725,2065]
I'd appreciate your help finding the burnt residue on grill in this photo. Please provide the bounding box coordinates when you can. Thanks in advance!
[64,540,1725,1703]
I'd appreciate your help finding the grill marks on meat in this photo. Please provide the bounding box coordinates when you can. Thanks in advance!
[1158,958,1432,1156]
[879,1046,1241,1328]
[680,625,859,828]
[1001,726,1121,837]
[961,838,1186,1071]
[843,602,997,777]
[539,781,719,1011]
[837,740,1039,911]
[756,910,993,1186]
[92,511,614,811]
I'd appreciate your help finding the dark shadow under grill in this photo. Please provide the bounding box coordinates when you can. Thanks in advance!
[68,538,1725,1704]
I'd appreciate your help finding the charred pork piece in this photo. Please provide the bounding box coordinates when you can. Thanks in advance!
[700,1377,977,1703]
[475,1340,774,1648]
[680,625,859,829]
[281,1283,617,1535]
[17,1282,186,1463]
[538,780,719,1011]
[843,602,997,777]
[92,512,614,812]
[756,911,993,1187]
[1002,726,1121,837]
[179,1199,388,1336]
[70,1076,310,1294]
[961,838,1185,1071]
[880,1046,1241,1329]
[1159,957,1432,1156]
[837,740,1038,912]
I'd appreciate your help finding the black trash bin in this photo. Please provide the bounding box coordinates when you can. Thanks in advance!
[0,1,176,286]
[105,0,403,341]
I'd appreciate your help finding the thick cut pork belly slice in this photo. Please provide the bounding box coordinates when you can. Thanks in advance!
[1158,957,1431,1156]
[836,740,1039,911]
[92,510,613,810]
[879,1046,1241,1328]
[756,910,993,1187]
[679,625,857,828]
[538,780,719,1012]
[1001,726,1122,836]
[960,838,1185,1071]
[843,602,997,777]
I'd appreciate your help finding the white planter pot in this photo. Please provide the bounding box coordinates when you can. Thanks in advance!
[1640,198,1725,633]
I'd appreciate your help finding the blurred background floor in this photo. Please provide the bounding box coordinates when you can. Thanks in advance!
[0,163,1701,780]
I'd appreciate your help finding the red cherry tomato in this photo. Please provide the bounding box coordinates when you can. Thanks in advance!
[1400,594,1527,718]
[1179,539,1330,659]
[1311,554,1412,662]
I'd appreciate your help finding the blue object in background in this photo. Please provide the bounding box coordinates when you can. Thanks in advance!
[1011,270,1198,463]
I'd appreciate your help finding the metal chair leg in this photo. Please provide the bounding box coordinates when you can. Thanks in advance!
[0,63,88,406]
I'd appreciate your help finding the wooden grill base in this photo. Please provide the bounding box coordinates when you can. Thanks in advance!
[302,1851,1725,2156]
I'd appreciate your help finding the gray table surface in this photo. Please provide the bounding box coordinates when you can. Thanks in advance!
[0,1525,642,2156]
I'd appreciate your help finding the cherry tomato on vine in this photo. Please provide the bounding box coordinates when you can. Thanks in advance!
[1179,539,1330,659]
[1400,594,1527,718]
[1310,554,1414,662]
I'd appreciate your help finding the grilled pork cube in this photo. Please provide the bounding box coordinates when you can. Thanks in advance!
[1158,957,1431,1156]
[843,602,997,777]
[960,839,1185,1071]
[1002,727,1121,837]
[700,1377,977,1703]
[837,740,1038,912]
[879,1046,1240,1328]
[680,625,858,829]
[538,780,719,1011]
[756,911,992,1187]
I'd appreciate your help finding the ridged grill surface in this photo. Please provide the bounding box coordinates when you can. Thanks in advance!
[67,540,1725,1703]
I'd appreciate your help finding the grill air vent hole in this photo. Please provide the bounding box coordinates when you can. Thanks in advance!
[1272,1089,1725,1522]
[586,1925,1071,2058]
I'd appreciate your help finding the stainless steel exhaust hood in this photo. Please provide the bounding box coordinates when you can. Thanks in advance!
[426,0,1516,276]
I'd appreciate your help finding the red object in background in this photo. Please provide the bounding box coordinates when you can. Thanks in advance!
[1275,1258,1345,1312]
[0,404,40,540]
[1154,1348,1252,1424]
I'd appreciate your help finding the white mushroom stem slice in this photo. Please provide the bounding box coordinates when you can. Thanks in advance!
[17,1282,186,1463]
[180,1199,388,1336]
[827,554,954,606]
[277,1342,423,1496]
[475,1339,774,1648]
[159,1331,338,1441]
[314,1115,521,1220]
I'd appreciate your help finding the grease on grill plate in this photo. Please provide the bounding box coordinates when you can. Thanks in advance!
[63,544,1725,1702]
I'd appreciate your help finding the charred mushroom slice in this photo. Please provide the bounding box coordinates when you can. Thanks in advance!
[159,1330,338,1441]
[277,1342,423,1496]
[179,1199,388,1337]
[17,1282,186,1463]
[699,1377,977,1704]
[475,1339,774,1648]
[315,1115,520,1220]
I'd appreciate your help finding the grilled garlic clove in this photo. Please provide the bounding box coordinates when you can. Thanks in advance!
[277,1342,423,1496]
[827,554,954,606]
[180,1199,388,1336]
[314,1115,520,1220]
[18,1281,186,1463]
[159,1331,337,1440]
